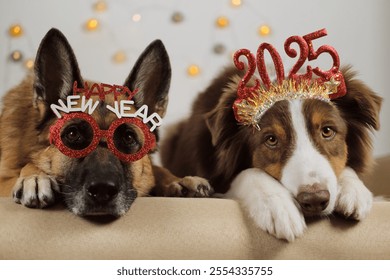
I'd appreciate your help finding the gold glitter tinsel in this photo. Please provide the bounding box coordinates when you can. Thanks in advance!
[235,79,331,129]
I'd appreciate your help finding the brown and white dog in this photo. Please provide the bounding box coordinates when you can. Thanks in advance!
[161,66,382,241]
[0,28,212,217]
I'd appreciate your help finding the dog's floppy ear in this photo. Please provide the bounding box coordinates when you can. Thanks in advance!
[204,83,252,187]
[205,90,241,147]
[333,66,383,174]
[124,40,171,118]
[205,69,244,146]
[34,28,83,107]
[205,106,230,147]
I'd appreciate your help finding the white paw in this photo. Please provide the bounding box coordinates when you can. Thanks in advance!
[250,194,306,242]
[12,174,59,208]
[226,168,306,242]
[336,167,373,220]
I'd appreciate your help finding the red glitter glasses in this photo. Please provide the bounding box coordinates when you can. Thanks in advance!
[49,112,156,162]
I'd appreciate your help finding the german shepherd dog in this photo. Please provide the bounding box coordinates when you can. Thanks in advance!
[0,28,212,217]
[161,66,382,241]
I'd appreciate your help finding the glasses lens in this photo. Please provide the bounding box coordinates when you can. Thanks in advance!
[112,123,143,155]
[60,118,94,150]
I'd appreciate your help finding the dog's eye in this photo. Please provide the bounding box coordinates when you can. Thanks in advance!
[321,127,336,139]
[65,126,81,142]
[123,129,137,146]
[113,124,141,155]
[60,120,93,151]
[265,135,278,148]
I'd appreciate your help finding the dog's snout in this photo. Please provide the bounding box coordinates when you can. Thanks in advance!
[297,188,330,214]
[87,181,119,203]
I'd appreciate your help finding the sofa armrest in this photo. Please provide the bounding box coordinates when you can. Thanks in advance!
[0,197,389,259]
[363,155,390,197]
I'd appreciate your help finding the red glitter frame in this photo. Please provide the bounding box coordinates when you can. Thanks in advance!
[49,112,156,162]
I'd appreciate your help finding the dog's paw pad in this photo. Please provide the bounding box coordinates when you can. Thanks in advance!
[172,176,213,197]
[12,175,58,208]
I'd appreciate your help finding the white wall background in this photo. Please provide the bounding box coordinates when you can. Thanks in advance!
[1,0,389,157]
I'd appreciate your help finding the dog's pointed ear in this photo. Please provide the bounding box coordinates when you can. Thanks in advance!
[124,40,171,118]
[34,28,83,106]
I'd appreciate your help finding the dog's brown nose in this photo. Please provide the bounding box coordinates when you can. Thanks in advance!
[87,181,119,203]
[297,189,330,214]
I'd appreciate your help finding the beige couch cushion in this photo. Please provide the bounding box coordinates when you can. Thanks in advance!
[1,197,389,260]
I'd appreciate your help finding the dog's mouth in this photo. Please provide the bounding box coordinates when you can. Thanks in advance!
[300,208,331,218]
[77,206,128,218]
[68,198,135,217]
[60,182,137,217]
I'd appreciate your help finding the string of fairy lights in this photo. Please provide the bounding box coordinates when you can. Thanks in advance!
[5,0,272,79]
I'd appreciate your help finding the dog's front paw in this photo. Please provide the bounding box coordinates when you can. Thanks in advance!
[164,176,213,197]
[227,168,306,242]
[251,197,306,242]
[13,174,59,208]
[335,167,373,220]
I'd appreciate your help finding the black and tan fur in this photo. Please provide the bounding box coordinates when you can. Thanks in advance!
[0,28,211,216]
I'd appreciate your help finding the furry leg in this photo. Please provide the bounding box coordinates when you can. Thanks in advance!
[151,165,213,197]
[335,167,373,220]
[12,163,59,208]
[225,168,306,242]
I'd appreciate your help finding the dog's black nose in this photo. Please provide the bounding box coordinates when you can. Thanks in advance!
[297,189,330,213]
[87,181,119,203]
